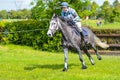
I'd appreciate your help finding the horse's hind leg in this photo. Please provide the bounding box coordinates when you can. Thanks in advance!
[91,44,102,60]
[83,46,94,65]
[63,47,68,71]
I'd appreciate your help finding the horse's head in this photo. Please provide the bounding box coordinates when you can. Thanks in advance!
[47,14,59,37]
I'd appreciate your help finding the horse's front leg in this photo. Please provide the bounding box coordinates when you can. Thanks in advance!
[63,47,68,71]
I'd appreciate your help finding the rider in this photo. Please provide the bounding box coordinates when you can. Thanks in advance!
[61,2,85,41]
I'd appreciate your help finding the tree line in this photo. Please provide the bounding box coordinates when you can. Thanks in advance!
[0,0,120,23]
[0,9,31,19]
[31,0,120,23]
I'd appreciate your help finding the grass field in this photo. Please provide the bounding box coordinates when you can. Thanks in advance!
[0,44,120,80]
[82,20,120,29]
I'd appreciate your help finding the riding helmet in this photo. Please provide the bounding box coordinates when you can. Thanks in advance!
[61,2,68,7]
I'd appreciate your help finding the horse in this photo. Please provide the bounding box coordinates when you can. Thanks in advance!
[47,14,109,71]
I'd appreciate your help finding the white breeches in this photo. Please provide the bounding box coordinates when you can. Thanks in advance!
[75,22,82,32]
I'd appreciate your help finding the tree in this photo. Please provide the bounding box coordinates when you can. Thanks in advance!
[20,9,31,19]
[9,10,18,19]
[113,0,120,22]
[31,0,103,20]
[0,10,7,19]
[101,1,114,23]
[31,0,92,20]
[8,9,31,19]
[90,1,99,19]
[80,0,92,17]
[31,0,46,19]
[113,0,120,7]
[0,9,31,19]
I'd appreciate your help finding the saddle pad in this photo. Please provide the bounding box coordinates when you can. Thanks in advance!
[82,28,88,36]
[73,27,88,36]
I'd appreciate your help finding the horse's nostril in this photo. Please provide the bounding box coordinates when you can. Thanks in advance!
[47,33,52,37]
[48,34,51,36]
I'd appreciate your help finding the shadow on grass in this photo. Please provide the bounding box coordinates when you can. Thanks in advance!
[24,64,79,71]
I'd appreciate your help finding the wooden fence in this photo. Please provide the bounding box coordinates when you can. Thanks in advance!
[96,34,120,48]
[93,33,120,55]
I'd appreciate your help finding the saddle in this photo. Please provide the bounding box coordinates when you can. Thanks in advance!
[73,27,88,37]
[69,22,88,43]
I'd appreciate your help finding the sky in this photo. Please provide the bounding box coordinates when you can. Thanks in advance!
[0,0,33,11]
[0,0,120,11]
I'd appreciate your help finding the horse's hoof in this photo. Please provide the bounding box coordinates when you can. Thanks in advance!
[91,63,95,65]
[81,66,87,69]
[63,68,67,71]
[90,59,95,65]
[98,57,102,60]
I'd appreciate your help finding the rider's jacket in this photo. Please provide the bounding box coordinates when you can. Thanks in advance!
[61,7,81,24]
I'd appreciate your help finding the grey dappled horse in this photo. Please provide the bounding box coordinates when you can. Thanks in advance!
[47,14,109,71]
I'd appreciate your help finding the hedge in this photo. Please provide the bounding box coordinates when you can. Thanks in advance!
[92,29,120,34]
[0,21,8,43]
[0,20,119,51]
[4,20,62,52]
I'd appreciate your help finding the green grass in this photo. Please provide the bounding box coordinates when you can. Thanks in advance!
[82,20,120,29]
[0,44,120,80]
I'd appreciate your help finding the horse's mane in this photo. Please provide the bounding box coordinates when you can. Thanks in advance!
[58,16,75,27]
[58,16,68,24]
[58,16,80,36]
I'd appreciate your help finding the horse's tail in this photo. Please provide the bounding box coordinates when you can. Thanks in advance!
[94,35,109,49]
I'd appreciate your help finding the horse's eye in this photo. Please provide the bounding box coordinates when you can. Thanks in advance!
[53,23,56,25]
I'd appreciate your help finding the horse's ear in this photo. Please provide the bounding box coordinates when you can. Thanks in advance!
[52,14,58,18]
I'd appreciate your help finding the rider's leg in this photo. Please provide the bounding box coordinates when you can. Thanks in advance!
[75,22,85,40]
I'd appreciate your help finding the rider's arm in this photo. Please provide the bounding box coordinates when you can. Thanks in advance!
[70,8,81,22]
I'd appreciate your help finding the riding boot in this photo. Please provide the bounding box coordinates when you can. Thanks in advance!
[75,22,87,44]
[80,32,86,44]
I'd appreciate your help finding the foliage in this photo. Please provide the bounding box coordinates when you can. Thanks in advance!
[0,0,120,23]
[31,0,93,20]
[5,20,62,52]
[99,0,120,23]
[90,1,99,19]
[0,9,31,19]
[31,0,120,23]
[0,21,9,43]
[0,44,120,80]
[100,1,112,23]
[113,0,120,22]
[0,10,7,19]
